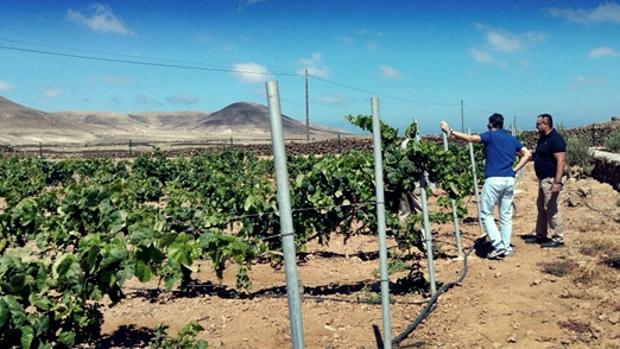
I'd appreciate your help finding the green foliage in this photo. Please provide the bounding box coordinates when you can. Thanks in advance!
[0,243,131,348]
[346,115,482,251]
[566,136,593,175]
[151,321,208,349]
[604,128,620,153]
[0,133,482,347]
[345,114,398,143]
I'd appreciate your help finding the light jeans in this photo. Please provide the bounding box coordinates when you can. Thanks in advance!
[480,177,515,252]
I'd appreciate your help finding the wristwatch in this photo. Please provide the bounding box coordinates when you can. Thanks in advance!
[448,128,455,135]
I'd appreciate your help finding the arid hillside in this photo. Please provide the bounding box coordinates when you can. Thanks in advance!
[0,97,343,145]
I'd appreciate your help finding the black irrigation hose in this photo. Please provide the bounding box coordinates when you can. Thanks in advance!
[390,246,472,347]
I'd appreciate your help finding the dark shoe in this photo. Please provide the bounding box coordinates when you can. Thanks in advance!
[540,240,565,248]
[521,235,549,244]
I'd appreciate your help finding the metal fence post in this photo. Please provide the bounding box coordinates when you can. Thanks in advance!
[414,119,421,142]
[416,120,437,295]
[370,97,392,349]
[442,132,463,258]
[266,80,305,349]
[420,171,437,295]
[38,142,43,159]
[129,139,133,156]
[468,129,484,237]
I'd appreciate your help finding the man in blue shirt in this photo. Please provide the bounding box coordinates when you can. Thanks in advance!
[440,114,531,259]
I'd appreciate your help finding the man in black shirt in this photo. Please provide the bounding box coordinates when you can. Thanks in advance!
[532,113,567,248]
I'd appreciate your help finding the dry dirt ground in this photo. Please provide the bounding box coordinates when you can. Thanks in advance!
[98,163,620,348]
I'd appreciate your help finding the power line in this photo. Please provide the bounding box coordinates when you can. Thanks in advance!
[0,41,462,108]
[0,38,299,77]
[309,75,459,107]
[0,44,299,77]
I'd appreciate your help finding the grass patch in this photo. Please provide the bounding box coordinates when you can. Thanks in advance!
[539,259,578,277]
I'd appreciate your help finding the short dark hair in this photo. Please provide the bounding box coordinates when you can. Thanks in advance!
[537,113,553,128]
[488,113,504,129]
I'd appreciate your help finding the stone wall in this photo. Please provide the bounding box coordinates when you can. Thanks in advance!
[591,150,620,191]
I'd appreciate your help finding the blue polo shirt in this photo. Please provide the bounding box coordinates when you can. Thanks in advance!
[480,130,524,178]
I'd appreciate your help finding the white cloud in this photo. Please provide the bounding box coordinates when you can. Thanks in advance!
[469,48,507,68]
[548,2,620,24]
[315,95,346,106]
[588,47,620,58]
[194,32,237,52]
[238,0,266,10]
[297,53,330,78]
[0,80,13,92]
[365,40,379,50]
[338,35,354,45]
[134,95,162,107]
[486,31,521,53]
[483,28,545,53]
[338,29,384,50]
[519,59,532,69]
[524,32,547,44]
[165,94,200,105]
[571,75,608,91]
[67,3,134,35]
[469,48,495,65]
[41,88,62,99]
[194,33,211,45]
[470,25,545,67]
[380,65,402,79]
[232,62,271,83]
[102,75,132,86]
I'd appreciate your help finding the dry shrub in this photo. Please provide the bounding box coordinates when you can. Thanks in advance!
[539,259,578,277]
[557,319,592,334]
[579,238,620,269]
[567,136,594,175]
[601,252,620,269]
[599,298,620,312]
[572,264,602,286]
[604,128,620,153]
[579,238,617,256]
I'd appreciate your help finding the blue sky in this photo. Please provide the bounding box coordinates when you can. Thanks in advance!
[0,0,619,134]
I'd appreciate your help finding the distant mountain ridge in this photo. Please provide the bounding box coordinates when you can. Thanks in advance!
[0,97,343,145]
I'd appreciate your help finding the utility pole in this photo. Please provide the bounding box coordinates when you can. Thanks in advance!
[305,69,310,142]
[460,99,464,132]
[513,114,517,133]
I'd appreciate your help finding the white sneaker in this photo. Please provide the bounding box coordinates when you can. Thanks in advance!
[487,248,506,260]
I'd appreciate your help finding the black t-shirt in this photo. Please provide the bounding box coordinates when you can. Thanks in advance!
[534,129,567,179]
